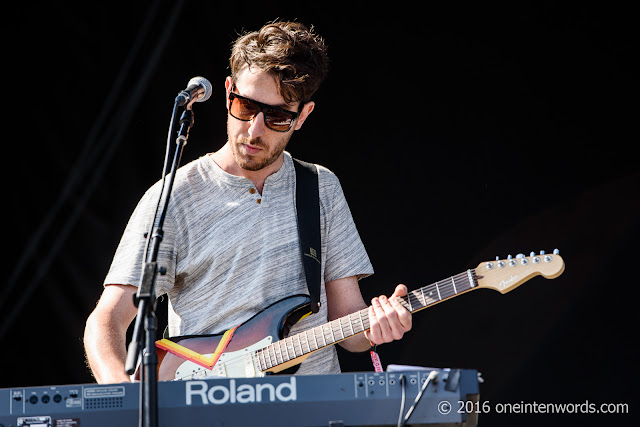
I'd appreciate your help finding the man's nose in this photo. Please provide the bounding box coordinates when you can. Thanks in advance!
[248,112,266,138]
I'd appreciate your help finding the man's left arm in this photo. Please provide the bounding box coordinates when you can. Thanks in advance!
[325,276,412,352]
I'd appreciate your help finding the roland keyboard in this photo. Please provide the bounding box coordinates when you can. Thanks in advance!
[1,369,479,426]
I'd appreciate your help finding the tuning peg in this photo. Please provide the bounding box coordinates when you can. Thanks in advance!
[553,249,560,255]
[540,250,546,255]
[516,253,525,259]
[507,254,513,260]
[530,251,536,257]
[496,256,500,261]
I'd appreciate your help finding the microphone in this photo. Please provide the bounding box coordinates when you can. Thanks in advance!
[175,76,212,106]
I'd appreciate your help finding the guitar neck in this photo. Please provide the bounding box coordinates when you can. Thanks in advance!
[399,269,479,314]
[256,269,478,371]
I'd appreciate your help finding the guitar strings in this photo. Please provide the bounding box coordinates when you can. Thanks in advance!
[172,258,552,379]
[254,272,469,370]
[173,273,473,380]
[172,271,476,380]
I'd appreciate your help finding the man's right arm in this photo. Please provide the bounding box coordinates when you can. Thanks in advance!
[84,284,139,384]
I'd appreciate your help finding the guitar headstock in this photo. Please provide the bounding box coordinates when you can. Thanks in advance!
[475,250,565,293]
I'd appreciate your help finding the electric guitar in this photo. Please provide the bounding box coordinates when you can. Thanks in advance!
[139,251,565,381]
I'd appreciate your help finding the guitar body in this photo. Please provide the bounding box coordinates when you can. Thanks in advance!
[154,294,313,381]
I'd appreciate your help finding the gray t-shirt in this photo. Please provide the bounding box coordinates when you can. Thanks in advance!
[104,152,373,375]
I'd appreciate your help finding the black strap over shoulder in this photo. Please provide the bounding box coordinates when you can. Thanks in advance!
[292,158,322,313]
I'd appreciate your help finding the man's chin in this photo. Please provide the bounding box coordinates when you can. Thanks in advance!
[230,138,288,172]
[234,152,270,172]
[239,160,267,172]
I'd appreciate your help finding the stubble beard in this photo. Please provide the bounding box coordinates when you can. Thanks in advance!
[230,133,292,172]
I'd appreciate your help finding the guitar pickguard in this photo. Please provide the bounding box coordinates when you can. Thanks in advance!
[173,336,273,380]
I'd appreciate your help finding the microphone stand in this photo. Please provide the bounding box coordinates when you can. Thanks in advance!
[124,99,195,427]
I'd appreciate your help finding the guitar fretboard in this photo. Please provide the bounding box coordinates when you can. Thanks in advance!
[255,269,478,372]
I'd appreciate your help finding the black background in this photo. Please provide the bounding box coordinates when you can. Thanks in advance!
[3,1,637,425]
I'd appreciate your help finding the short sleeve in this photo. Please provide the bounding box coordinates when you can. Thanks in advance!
[103,183,177,297]
[320,170,374,283]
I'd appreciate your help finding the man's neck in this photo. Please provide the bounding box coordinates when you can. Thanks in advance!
[211,143,284,194]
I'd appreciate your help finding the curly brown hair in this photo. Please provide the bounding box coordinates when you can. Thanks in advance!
[229,21,329,105]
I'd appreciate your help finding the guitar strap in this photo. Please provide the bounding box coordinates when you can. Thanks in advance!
[292,158,322,314]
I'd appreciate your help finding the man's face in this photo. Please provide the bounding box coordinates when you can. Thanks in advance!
[225,67,311,172]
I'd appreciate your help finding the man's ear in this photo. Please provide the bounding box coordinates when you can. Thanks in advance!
[294,101,315,130]
[224,77,233,109]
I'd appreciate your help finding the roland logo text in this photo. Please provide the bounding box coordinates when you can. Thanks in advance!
[186,377,297,405]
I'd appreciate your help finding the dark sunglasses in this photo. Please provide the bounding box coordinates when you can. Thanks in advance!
[228,92,300,132]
